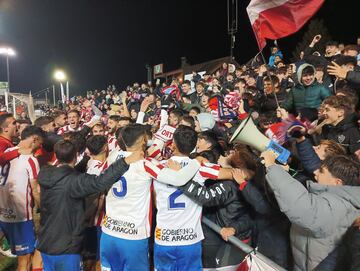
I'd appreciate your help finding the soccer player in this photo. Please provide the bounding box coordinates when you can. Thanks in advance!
[51,110,67,132]
[34,116,63,166]
[84,135,109,271]
[0,126,45,271]
[0,113,20,166]
[91,123,105,136]
[100,124,202,271]
[57,109,82,135]
[106,115,121,153]
[152,126,224,271]
[0,115,32,258]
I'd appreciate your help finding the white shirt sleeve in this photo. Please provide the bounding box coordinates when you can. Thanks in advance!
[159,109,169,129]
[156,159,201,186]
[136,111,145,124]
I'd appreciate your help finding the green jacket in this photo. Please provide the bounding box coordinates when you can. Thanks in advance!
[282,63,331,112]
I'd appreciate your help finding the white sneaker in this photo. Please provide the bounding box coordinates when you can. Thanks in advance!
[0,240,17,258]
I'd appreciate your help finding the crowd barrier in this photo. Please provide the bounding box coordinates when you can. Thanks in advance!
[202,217,286,271]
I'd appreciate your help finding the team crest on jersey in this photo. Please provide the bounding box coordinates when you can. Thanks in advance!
[155,227,161,240]
[103,214,108,225]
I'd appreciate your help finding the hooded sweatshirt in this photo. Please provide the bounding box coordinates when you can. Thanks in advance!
[37,158,129,255]
[282,63,331,112]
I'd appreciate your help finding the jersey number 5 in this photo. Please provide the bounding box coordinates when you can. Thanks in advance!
[112,176,127,198]
[168,189,185,209]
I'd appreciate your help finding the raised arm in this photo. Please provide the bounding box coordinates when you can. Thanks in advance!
[0,149,19,166]
[265,164,349,235]
[296,137,321,174]
[144,158,201,186]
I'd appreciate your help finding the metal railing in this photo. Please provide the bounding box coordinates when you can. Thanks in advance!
[202,217,286,271]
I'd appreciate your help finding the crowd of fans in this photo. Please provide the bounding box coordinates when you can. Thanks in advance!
[1,34,360,271]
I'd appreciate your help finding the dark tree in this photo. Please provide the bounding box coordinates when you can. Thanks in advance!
[291,19,332,62]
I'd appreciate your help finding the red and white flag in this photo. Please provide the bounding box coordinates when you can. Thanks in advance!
[247,0,324,49]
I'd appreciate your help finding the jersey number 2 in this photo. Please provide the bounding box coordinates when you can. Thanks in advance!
[112,176,127,198]
[168,189,185,209]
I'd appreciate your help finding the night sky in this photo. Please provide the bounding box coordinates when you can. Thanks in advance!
[0,0,356,98]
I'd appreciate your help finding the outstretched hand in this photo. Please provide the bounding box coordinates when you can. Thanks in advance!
[327,61,349,80]
[166,160,181,171]
[310,34,321,47]
[140,97,152,112]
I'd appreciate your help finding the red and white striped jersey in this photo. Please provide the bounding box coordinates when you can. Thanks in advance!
[86,159,108,227]
[0,147,39,223]
[57,124,82,135]
[87,159,108,175]
[151,156,220,246]
[80,108,93,123]
[107,134,119,153]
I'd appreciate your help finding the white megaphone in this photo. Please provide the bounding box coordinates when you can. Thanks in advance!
[230,115,290,164]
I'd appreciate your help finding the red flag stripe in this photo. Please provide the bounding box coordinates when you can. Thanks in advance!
[247,0,324,49]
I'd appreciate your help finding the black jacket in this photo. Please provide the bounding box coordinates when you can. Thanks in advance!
[321,113,360,154]
[347,70,360,87]
[183,91,198,104]
[316,226,360,271]
[179,180,252,241]
[240,181,292,269]
[259,90,287,113]
[37,158,129,255]
[42,132,63,153]
[296,138,321,174]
